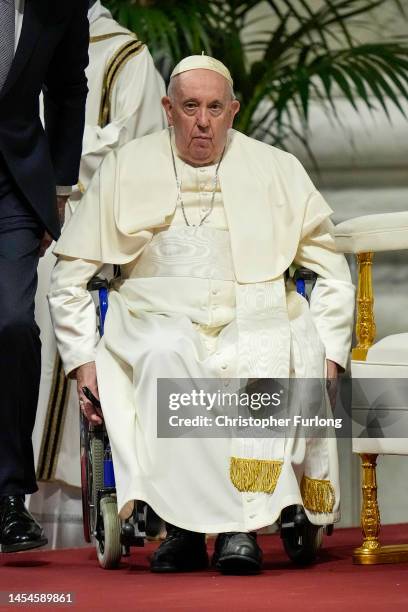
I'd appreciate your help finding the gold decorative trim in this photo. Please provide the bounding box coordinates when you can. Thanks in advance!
[90,32,136,43]
[37,355,70,481]
[98,39,144,128]
[353,453,408,564]
[300,475,335,513]
[230,457,283,493]
[352,251,376,361]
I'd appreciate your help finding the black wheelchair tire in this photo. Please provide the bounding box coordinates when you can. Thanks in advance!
[80,411,92,543]
[281,506,323,566]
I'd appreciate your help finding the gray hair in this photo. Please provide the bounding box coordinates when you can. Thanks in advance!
[167,75,236,101]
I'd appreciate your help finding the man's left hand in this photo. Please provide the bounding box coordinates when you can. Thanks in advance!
[326,359,340,411]
[57,195,69,225]
[39,230,53,257]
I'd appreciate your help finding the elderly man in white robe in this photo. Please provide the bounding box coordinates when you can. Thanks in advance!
[48,55,354,574]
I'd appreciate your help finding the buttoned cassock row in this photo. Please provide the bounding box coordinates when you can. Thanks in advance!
[48,128,355,531]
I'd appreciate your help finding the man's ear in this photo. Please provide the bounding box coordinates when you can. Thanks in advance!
[162,96,173,126]
[229,99,240,127]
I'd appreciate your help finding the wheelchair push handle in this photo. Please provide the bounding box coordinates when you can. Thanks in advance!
[82,386,102,410]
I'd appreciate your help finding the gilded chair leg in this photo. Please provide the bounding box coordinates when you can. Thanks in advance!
[353,453,408,564]
[359,453,380,551]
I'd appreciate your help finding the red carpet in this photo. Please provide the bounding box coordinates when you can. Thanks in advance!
[1,525,408,611]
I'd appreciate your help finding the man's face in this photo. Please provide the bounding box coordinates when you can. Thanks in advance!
[162,69,240,166]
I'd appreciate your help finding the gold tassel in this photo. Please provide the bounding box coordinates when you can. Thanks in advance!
[230,457,283,494]
[300,475,335,513]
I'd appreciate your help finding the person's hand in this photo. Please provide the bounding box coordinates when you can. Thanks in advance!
[326,359,339,411]
[57,195,69,225]
[75,361,103,425]
[39,230,53,257]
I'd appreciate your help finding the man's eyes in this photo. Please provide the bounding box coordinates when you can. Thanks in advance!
[183,103,224,113]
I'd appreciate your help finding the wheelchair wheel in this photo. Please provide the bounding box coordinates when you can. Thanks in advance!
[90,434,104,517]
[280,505,323,566]
[80,411,104,543]
[80,412,92,542]
[96,496,122,569]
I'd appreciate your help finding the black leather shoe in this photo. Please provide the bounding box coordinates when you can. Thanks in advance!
[0,496,48,553]
[150,523,208,572]
[212,532,262,574]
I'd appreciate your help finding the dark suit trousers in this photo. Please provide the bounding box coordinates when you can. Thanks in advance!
[0,158,43,495]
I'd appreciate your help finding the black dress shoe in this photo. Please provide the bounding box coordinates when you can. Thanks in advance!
[212,532,262,574]
[0,496,48,553]
[150,523,208,572]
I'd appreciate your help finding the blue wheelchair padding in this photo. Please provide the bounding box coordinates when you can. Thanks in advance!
[103,445,116,488]
[295,278,306,298]
[99,287,109,336]
[97,286,114,487]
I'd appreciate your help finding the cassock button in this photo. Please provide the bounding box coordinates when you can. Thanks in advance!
[249,514,256,519]
[221,364,228,370]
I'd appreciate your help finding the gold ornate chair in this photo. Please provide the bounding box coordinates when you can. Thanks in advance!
[335,211,408,564]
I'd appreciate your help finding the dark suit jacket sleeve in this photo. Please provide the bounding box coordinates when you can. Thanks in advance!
[43,0,89,186]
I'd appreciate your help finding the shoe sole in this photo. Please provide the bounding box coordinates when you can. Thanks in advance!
[216,554,261,575]
[0,538,48,553]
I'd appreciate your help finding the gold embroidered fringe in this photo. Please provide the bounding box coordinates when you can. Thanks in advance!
[301,475,335,513]
[230,457,283,494]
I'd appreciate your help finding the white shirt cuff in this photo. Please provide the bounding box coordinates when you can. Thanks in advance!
[56,185,73,196]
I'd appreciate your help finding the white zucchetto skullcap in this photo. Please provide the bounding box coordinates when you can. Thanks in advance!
[170,55,233,87]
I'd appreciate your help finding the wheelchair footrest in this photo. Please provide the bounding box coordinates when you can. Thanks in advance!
[120,520,145,547]
[121,534,144,547]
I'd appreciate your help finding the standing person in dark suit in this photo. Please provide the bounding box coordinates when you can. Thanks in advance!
[0,0,89,552]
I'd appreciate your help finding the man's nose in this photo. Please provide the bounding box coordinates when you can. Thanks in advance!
[196,108,210,128]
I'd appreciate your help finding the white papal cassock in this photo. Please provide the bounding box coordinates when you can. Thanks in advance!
[48,127,354,532]
[32,0,166,509]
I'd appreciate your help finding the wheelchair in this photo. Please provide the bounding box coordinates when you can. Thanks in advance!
[80,277,162,569]
[80,268,332,569]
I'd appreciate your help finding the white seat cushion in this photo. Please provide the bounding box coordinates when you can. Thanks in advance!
[366,333,408,365]
[352,438,408,454]
[352,337,408,454]
[334,211,408,253]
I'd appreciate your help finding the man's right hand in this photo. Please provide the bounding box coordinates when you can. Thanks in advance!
[75,361,103,425]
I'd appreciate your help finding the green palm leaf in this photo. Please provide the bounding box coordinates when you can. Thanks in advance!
[106,0,408,153]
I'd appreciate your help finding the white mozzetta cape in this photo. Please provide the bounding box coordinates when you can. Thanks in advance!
[54,128,340,284]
